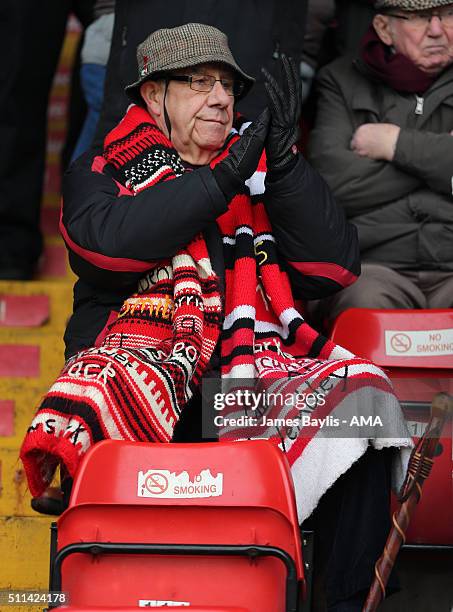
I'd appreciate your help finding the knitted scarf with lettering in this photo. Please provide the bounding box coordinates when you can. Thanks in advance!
[20,106,411,513]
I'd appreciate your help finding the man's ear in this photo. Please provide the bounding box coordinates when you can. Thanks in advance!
[140,81,163,116]
[373,14,394,46]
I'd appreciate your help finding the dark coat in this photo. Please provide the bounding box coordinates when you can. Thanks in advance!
[309,56,453,272]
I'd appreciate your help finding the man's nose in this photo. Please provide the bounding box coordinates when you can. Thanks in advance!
[207,80,231,106]
[427,15,445,36]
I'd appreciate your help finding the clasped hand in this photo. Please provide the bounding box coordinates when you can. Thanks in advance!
[350,123,401,161]
[213,55,302,197]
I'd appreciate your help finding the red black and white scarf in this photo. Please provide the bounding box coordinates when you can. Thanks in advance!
[20,106,411,518]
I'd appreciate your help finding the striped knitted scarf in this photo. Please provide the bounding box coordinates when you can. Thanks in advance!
[21,106,411,512]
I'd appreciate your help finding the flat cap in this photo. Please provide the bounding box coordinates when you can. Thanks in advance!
[125,23,254,103]
[375,0,453,10]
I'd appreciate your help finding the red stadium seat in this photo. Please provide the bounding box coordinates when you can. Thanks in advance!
[50,439,305,611]
[330,308,453,545]
[330,308,453,371]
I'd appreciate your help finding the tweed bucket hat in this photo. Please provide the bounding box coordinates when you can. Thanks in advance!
[125,23,255,103]
[375,0,453,10]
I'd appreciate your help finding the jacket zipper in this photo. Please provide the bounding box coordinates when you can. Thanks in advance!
[415,95,424,115]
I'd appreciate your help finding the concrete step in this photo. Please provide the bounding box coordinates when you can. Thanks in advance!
[35,238,75,283]
[0,281,73,332]
[0,331,66,451]
[0,329,66,381]
[0,515,53,590]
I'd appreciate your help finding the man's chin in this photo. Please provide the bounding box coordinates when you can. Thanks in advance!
[419,55,451,74]
[195,129,227,150]
[202,141,225,152]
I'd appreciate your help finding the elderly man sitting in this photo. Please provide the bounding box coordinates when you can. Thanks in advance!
[309,0,453,324]
[21,23,411,611]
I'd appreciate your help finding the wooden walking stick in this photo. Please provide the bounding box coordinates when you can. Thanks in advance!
[363,391,453,612]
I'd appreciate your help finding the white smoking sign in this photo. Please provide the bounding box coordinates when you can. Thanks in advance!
[137,468,223,499]
[385,328,453,358]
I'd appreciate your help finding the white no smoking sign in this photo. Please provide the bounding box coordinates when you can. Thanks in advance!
[385,328,453,358]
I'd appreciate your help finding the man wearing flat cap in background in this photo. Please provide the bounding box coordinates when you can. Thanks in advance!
[309,0,453,326]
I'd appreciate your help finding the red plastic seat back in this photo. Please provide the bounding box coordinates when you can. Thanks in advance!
[330,308,453,545]
[330,308,453,369]
[57,440,303,610]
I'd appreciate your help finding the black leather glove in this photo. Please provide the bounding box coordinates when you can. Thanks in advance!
[262,55,302,171]
[213,108,270,201]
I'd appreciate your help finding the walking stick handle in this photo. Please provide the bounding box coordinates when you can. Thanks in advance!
[431,391,453,421]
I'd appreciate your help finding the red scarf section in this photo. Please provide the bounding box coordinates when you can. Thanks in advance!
[360,25,436,93]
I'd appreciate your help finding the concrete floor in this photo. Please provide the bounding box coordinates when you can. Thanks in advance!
[380,549,453,612]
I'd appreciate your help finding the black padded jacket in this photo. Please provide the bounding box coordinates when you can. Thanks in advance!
[61,148,360,358]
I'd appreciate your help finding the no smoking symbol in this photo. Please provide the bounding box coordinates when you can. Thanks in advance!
[145,472,168,495]
[390,333,412,353]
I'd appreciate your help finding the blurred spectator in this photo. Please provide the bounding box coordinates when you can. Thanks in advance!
[0,1,94,280]
[300,0,336,102]
[92,0,308,144]
[71,1,115,160]
[308,0,453,325]
[335,0,376,55]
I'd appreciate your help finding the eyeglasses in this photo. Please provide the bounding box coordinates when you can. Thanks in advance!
[166,74,245,97]
[386,7,453,28]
